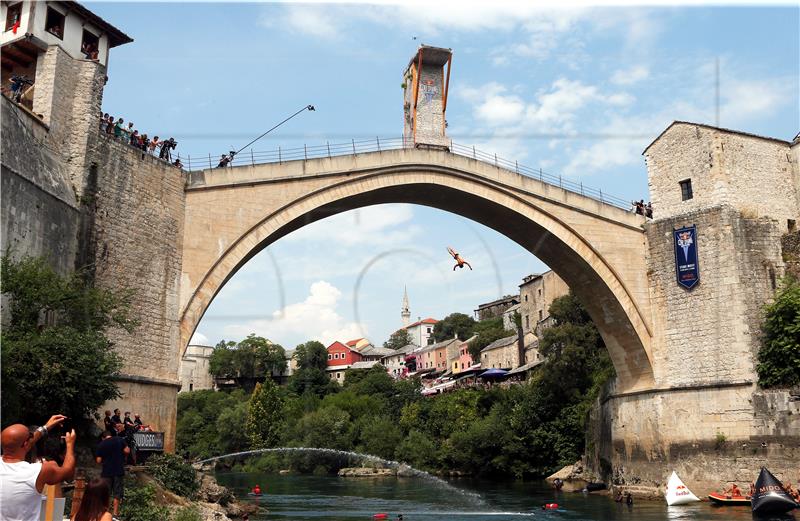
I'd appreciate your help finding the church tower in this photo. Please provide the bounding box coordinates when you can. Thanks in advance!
[401,286,411,326]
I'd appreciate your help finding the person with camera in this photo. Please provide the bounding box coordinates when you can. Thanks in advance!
[0,414,76,520]
[159,137,177,161]
[96,430,130,517]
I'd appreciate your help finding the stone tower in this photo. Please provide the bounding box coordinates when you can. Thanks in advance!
[402,45,452,149]
[401,286,411,326]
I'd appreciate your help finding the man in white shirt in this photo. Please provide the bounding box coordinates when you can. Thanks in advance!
[0,415,76,521]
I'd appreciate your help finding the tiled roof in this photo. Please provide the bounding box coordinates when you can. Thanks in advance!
[360,345,395,357]
[480,334,517,353]
[404,317,438,329]
[350,360,380,370]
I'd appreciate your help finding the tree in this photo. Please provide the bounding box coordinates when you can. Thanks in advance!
[208,335,287,391]
[289,340,336,397]
[383,328,413,349]
[247,380,285,449]
[0,255,133,427]
[432,312,476,342]
[757,276,800,388]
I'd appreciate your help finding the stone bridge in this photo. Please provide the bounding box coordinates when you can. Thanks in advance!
[180,147,653,392]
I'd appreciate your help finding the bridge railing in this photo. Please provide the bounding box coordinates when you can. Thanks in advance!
[183,137,632,210]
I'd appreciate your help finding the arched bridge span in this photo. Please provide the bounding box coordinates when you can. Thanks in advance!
[181,148,653,392]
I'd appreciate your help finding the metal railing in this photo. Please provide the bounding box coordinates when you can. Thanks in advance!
[182,137,632,210]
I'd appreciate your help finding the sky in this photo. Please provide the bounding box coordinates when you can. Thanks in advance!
[89,1,799,350]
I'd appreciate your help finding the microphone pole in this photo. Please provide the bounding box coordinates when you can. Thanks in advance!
[232,104,316,159]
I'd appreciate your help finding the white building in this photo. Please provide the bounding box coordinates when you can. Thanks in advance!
[179,344,215,392]
[404,317,437,346]
[381,343,417,378]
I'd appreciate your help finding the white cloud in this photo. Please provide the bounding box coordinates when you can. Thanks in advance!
[223,280,367,347]
[189,331,210,346]
[262,4,342,39]
[611,65,649,86]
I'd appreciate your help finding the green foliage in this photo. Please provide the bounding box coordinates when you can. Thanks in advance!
[119,482,169,521]
[247,380,285,448]
[294,340,328,370]
[289,340,337,397]
[0,255,133,426]
[757,276,800,388]
[176,389,250,459]
[208,334,286,391]
[177,293,614,479]
[147,453,199,498]
[172,507,203,521]
[432,312,476,342]
[468,316,514,360]
[383,328,413,350]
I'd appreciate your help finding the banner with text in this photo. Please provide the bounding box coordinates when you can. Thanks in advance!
[674,225,699,290]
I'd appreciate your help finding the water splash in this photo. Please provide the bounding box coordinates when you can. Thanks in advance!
[197,447,485,504]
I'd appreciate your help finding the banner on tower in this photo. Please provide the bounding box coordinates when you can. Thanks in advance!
[673,225,699,290]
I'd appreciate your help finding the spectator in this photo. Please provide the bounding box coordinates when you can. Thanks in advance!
[0,414,76,520]
[149,136,160,156]
[74,478,113,521]
[113,118,124,139]
[217,154,230,168]
[100,112,109,132]
[645,202,653,218]
[173,158,183,169]
[125,122,134,140]
[122,412,138,465]
[133,413,151,432]
[102,410,114,436]
[105,115,114,135]
[96,430,130,517]
[139,134,149,152]
[129,130,140,147]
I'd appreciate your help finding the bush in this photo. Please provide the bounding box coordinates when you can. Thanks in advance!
[172,507,203,521]
[147,453,199,498]
[120,482,169,521]
[757,276,800,388]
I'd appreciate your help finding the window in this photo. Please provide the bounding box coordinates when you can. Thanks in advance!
[45,7,65,39]
[328,354,332,360]
[538,288,542,297]
[679,179,693,201]
[524,295,528,302]
[539,310,543,321]
[189,383,193,391]
[525,315,529,328]
[426,327,432,333]
[81,29,100,60]
[336,372,341,379]
[5,3,21,32]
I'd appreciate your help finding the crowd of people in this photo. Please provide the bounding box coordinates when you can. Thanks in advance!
[99,112,183,168]
[632,199,653,218]
[0,411,157,520]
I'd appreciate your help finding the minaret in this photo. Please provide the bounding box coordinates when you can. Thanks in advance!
[401,286,411,326]
[402,45,453,149]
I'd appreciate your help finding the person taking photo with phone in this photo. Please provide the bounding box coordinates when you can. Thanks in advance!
[0,414,76,520]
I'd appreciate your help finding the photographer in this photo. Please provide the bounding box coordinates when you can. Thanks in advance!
[0,414,76,520]
[159,137,177,161]
[9,75,33,103]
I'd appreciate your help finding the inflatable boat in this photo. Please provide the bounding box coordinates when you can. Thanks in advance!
[708,492,750,506]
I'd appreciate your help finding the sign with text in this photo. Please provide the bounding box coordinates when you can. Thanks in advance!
[133,431,164,452]
[674,225,700,289]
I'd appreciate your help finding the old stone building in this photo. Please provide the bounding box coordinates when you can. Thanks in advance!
[512,270,569,343]
[474,294,520,321]
[179,345,215,392]
[1,2,184,450]
[480,334,539,370]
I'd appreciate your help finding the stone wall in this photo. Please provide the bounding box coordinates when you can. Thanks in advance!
[645,205,784,387]
[0,97,79,274]
[645,123,799,231]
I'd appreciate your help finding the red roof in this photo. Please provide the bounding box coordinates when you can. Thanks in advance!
[327,341,350,351]
[405,318,438,329]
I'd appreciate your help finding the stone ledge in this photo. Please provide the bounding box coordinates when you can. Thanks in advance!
[114,373,182,389]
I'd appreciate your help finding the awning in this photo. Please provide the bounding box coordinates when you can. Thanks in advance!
[480,368,509,379]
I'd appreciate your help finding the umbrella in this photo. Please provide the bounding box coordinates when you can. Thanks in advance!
[480,368,509,379]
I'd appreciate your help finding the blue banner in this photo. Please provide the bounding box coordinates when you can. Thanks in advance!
[674,225,699,289]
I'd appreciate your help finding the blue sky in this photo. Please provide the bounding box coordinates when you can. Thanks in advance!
[90,2,799,350]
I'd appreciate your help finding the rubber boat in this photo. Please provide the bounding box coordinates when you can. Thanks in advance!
[707,492,750,506]
[665,471,700,506]
[247,492,263,497]
[751,467,798,515]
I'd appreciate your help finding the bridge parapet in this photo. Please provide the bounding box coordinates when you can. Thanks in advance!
[186,145,642,228]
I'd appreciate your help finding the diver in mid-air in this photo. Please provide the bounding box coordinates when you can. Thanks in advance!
[448,246,472,271]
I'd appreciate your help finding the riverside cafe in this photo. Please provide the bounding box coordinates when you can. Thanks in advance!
[421,365,502,395]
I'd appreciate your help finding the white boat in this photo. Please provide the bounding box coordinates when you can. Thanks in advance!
[665,471,700,506]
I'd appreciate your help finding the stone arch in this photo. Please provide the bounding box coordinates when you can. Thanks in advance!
[181,167,654,392]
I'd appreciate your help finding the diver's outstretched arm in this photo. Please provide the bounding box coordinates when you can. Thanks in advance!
[453,264,458,271]
[464,261,472,270]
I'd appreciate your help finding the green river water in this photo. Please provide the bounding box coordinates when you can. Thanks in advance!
[215,472,797,521]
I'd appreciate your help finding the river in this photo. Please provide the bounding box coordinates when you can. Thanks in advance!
[215,472,797,521]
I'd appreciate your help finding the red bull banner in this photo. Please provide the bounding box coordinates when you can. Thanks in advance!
[674,225,699,289]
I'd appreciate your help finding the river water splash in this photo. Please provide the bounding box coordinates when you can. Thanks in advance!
[197,447,486,504]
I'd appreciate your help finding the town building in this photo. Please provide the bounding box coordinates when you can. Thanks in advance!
[518,271,569,342]
[474,294,520,321]
[414,337,457,375]
[404,317,437,346]
[451,338,477,374]
[480,334,540,370]
[326,340,363,383]
[359,344,395,362]
[381,343,417,378]
[179,344,214,392]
